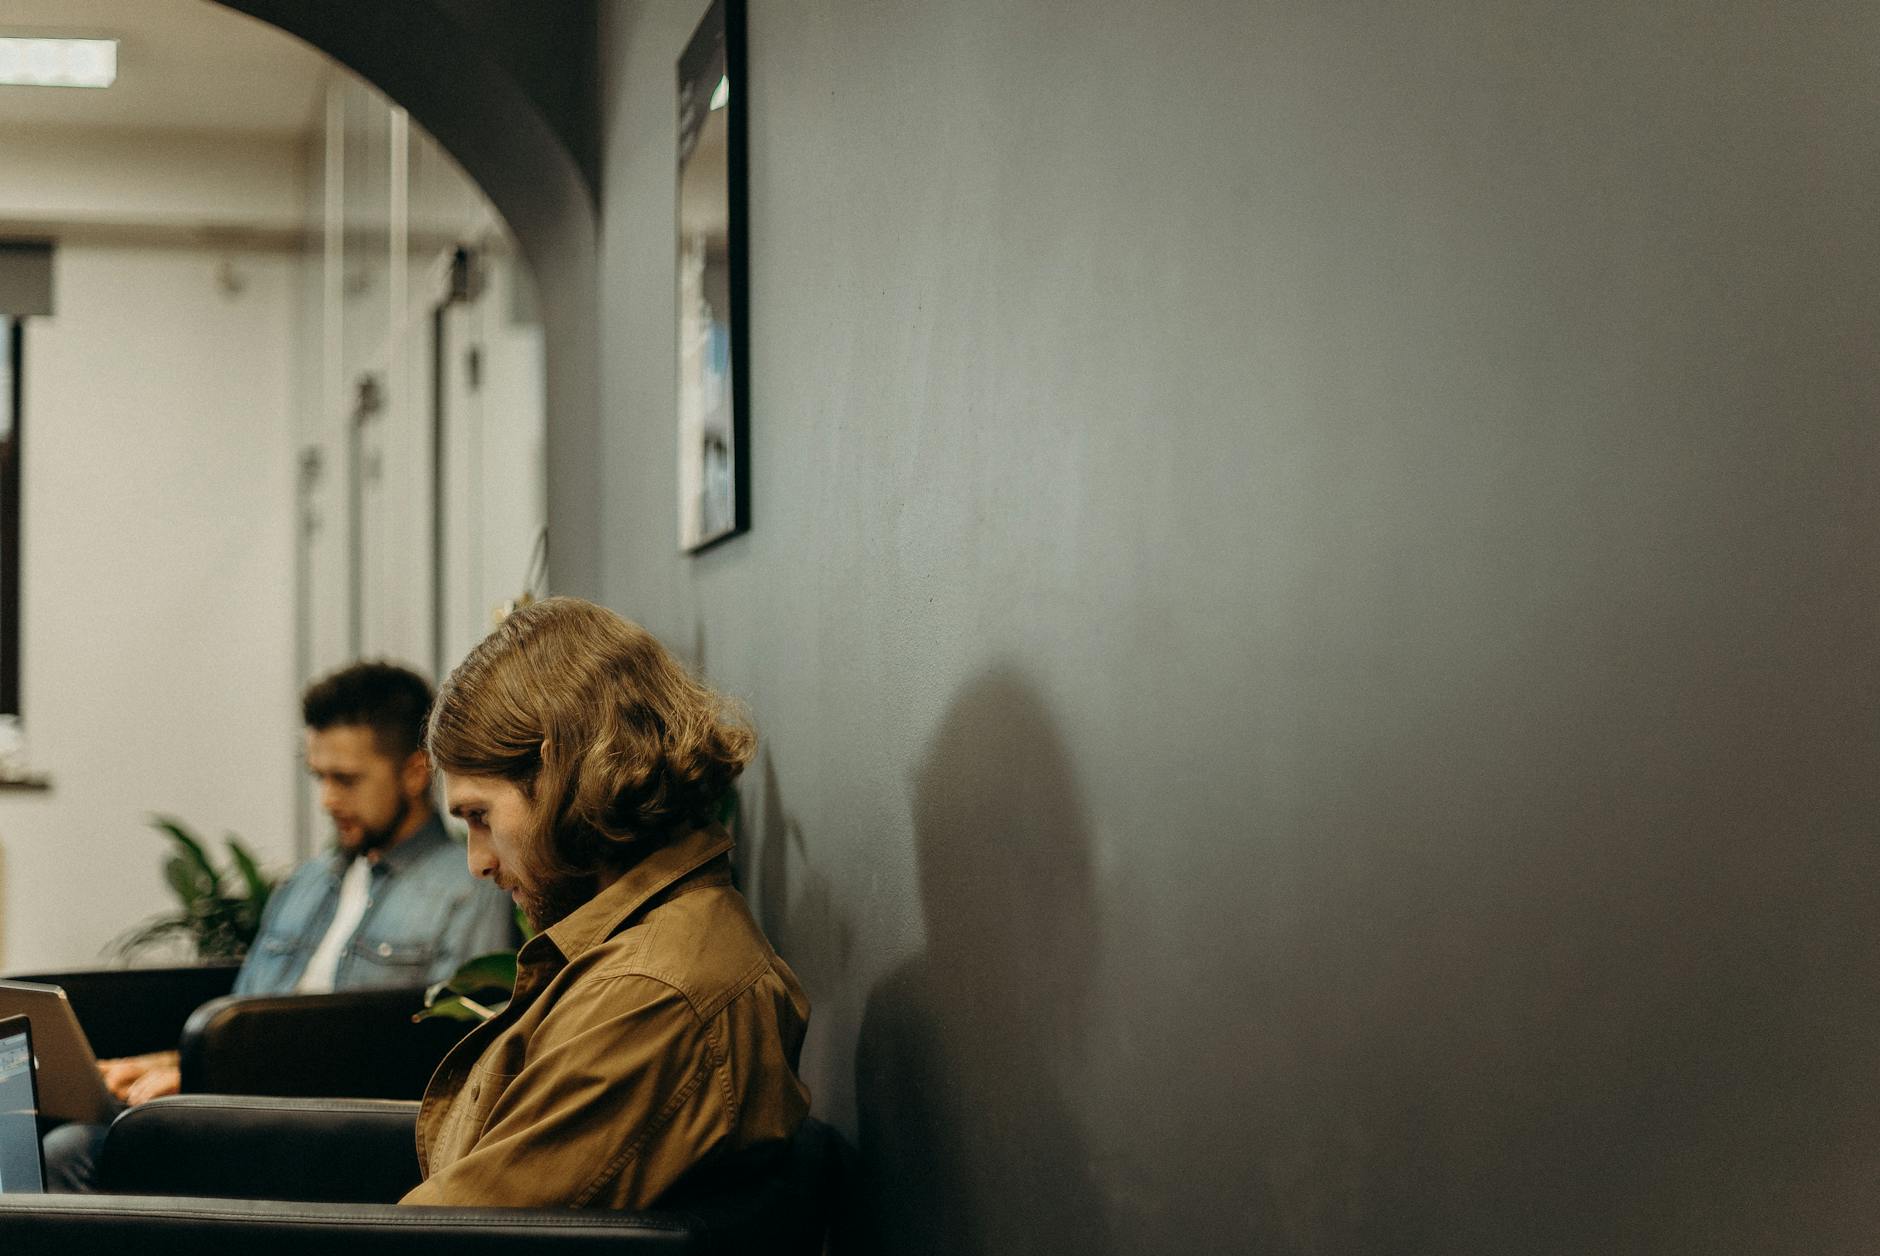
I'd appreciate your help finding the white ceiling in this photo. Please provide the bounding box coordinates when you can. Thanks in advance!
[0,0,329,137]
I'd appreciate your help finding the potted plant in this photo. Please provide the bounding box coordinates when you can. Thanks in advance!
[111,815,276,963]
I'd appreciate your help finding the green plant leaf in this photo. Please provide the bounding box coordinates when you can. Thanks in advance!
[107,915,192,960]
[439,950,517,998]
[164,853,208,907]
[413,994,501,1023]
[418,948,519,1023]
[151,815,222,899]
[225,836,274,925]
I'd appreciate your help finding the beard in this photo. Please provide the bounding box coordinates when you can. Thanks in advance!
[345,791,411,857]
[513,867,599,933]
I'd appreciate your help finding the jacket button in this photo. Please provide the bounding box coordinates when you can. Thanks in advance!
[377,942,393,957]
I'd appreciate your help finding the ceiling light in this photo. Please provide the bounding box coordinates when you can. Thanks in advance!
[0,37,117,89]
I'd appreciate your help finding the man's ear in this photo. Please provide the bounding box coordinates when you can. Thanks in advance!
[401,749,433,798]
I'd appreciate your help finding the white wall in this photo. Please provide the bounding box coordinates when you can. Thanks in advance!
[436,251,547,672]
[299,74,540,680]
[0,244,302,972]
[0,35,542,969]
[290,75,546,854]
[0,125,307,239]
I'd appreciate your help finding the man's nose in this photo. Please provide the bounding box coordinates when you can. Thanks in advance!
[466,832,497,881]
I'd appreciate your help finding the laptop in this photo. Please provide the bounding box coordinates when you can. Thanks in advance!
[0,982,121,1125]
[0,1015,44,1192]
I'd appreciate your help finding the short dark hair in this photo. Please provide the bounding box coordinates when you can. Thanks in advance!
[301,661,435,762]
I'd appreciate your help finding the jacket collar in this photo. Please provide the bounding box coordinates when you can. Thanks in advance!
[534,824,733,965]
[324,810,450,877]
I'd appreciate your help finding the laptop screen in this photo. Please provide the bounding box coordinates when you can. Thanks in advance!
[0,1018,42,1192]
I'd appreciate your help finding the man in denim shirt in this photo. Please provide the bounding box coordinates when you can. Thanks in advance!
[45,661,514,1190]
[235,662,515,999]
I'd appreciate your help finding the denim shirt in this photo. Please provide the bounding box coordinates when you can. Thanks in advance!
[233,813,517,996]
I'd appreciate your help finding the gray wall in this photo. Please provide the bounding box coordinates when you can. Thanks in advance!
[595,1,1880,1252]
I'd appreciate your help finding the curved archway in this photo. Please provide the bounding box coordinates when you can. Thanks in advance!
[212,0,604,596]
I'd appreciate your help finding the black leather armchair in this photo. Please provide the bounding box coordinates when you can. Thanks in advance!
[180,986,467,1098]
[0,1095,835,1254]
[102,1094,423,1202]
[8,966,463,1099]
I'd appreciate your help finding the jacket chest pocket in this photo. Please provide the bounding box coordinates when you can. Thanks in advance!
[346,936,436,982]
[433,1067,516,1168]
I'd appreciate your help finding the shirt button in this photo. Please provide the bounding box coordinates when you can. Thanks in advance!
[377,942,393,957]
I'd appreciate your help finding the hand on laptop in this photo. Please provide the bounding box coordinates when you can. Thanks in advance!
[125,1061,182,1104]
[98,1050,182,1104]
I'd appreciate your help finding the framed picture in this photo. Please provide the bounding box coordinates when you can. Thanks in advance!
[676,0,749,553]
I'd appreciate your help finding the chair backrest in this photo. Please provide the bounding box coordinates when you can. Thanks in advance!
[179,986,467,1098]
[5,964,241,1058]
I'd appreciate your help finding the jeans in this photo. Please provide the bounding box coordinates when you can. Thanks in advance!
[41,1120,107,1192]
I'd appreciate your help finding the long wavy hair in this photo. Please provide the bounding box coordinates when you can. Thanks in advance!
[428,597,754,878]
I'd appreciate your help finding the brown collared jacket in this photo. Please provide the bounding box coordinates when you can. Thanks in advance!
[402,824,811,1208]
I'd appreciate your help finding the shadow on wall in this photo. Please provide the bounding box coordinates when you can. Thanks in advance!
[848,667,1112,1255]
[750,749,853,1015]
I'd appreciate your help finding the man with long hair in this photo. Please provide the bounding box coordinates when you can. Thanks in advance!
[401,597,810,1208]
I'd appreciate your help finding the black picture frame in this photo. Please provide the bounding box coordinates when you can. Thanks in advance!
[676,0,749,554]
[1,317,21,718]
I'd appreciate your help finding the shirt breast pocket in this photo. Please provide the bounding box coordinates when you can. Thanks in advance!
[348,936,437,985]
[431,1065,518,1171]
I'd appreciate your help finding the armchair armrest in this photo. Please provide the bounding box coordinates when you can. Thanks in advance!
[0,1101,839,1255]
[179,985,468,1099]
[99,1095,421,1202]
[0,1197,700,1255]
[5,964,240,1058]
